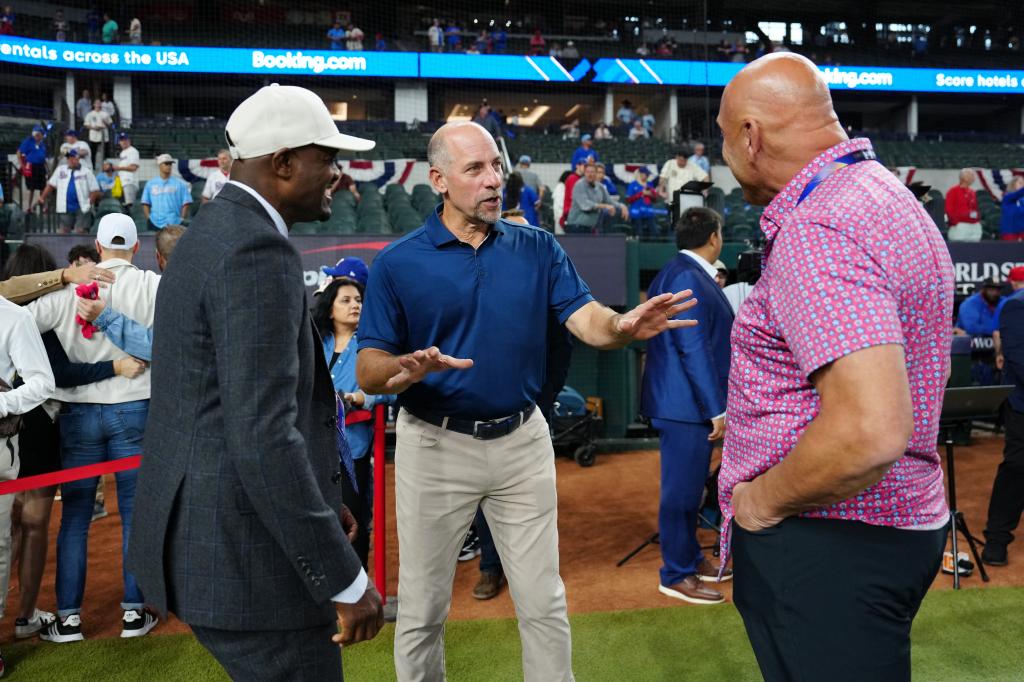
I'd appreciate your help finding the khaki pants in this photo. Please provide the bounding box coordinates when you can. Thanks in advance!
[393,409,573,682]
[947,222,982,242]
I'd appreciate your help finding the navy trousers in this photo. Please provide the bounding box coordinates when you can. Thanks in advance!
[732,518,945,682]
[651,418,713,586]
[192,621,342,682]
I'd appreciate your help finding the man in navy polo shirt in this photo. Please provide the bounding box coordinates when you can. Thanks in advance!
[357,121,696,682]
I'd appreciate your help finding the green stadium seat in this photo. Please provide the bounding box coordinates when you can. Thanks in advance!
[290,222,318,235]
[95,198,124,222]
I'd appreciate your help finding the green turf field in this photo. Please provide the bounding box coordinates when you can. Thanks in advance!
[6,587,1024,681]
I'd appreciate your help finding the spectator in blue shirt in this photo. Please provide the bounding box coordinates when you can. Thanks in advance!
[595,163,618,197]
[142,154,191,230]
[502,172,539,226]
[18,125,49,207]
[1001,176,1024,241]
[955,278,1003,336]
[570,134,599,169]
[689,142,711,175]
[312,276,392,568]
[96,161,117,194]
[86,6,101,42]
[445,23,461,51]
[492,27,508,53]
[626,167,668,238]
[327,21,346,50]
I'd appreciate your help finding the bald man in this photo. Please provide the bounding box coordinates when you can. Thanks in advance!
[716,54,953,681]
[357,121,697,681]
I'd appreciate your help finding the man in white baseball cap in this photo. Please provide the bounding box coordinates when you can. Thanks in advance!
[128,84,383,682]
[225,84,376,161]
[96,212,139,251]
[29,209,161,646]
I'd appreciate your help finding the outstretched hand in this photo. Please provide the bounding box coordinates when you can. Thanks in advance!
[385,346,474,392]
[614,290,698,341]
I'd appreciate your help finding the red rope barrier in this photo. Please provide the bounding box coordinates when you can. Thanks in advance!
[1,411,390,596]
[372,404,387,604]
[0,455,143,495]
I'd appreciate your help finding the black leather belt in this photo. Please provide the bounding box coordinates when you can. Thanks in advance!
[408,404,536,441]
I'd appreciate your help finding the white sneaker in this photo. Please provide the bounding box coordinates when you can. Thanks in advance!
[39,613,84,643]
[120,608,158,638]
[14,609,55,639]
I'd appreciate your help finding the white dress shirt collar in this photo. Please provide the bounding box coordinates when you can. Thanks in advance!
[228,180,288,238]
[680,249,720,281]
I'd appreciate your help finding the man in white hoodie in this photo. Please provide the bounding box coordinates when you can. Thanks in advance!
[25,213,160,643]
[0,294,54,677]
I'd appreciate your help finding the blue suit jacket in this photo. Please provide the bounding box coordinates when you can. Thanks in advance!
[641,252,733,424]
[999,290,1024,412]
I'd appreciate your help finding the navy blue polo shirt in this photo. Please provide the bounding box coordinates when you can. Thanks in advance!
[358,207,594,420]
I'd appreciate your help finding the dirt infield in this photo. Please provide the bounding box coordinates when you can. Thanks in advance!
[2,435,1018,643]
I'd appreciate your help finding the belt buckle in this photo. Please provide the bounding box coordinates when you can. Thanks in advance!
[472,418,500,440]
[472,411,522,440]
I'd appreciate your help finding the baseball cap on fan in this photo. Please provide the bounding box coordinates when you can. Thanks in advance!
[225,84,375,160]
[96,213,138,250]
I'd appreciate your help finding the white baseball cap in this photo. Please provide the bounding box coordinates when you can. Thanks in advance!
[225,84,375,160]
[96,213,138,250]
[156,153,175,164]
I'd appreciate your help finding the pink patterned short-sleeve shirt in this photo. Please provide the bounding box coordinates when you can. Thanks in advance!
[719,138,954,555]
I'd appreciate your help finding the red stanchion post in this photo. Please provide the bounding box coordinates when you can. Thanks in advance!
[373,403,387,604]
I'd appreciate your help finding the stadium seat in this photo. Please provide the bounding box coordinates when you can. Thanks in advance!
[95,198,124,222]
[730,224,754,242]
[320,217,357,235]
[290,222,318,235]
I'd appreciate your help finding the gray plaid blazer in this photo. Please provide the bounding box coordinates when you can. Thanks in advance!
[127,183,362,631]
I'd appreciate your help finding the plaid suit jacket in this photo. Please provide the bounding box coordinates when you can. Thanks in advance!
[128,183,362,630]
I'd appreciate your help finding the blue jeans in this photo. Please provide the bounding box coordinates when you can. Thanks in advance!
[57,400,148,616]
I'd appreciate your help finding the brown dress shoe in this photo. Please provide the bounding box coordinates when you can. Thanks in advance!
[696,558,733,583]
[658,576,725,605]
[472,572,506,600]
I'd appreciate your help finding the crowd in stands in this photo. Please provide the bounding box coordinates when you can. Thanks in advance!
[9,118,197,235]
[944,169,1024,242]
[325,19,367,51]
[0,5,141,45]
[1,3,1021,70]
[3,111,1023,243]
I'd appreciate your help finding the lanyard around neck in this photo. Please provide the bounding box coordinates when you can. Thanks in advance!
[796,150,876,206]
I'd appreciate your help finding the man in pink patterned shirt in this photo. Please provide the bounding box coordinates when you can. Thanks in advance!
[717,54,953,681]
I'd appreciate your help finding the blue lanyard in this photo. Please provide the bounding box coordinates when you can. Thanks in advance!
[796,150,876,205]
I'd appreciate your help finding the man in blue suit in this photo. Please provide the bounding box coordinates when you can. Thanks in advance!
[642,206,734,605]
